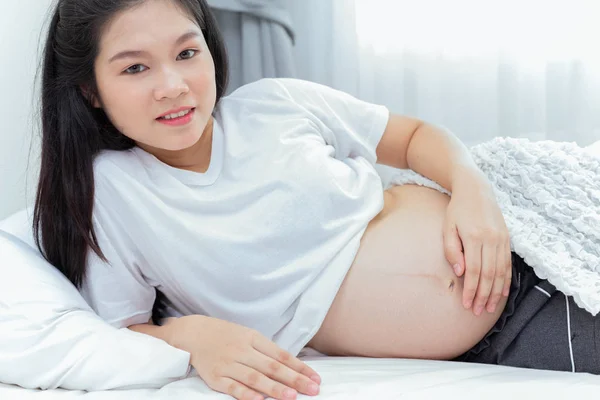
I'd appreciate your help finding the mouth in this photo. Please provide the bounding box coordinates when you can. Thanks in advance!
[156,107,196,126]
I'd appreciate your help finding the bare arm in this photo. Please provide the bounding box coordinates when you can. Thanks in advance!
[128,318,177,346]
[375,113,487,192]
[126,315,321,400]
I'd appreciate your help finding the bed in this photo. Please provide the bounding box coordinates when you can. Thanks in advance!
[1,139,599,400]
[2,351,600,399]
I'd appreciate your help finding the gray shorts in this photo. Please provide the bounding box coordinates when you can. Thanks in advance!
[454,252,600,374]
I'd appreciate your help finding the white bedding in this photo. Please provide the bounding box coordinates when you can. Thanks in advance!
[588,139,600,156]
[2,353,600,399]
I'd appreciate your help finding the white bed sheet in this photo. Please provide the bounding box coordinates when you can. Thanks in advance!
[2,354,600,400]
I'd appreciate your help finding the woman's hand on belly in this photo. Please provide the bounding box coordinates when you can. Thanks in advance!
[308,184,507,359]
[444,170,512,316]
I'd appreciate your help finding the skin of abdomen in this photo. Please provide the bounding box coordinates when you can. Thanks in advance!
[307,184,507,360]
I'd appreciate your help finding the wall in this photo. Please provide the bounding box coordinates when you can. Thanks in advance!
[0,0,53,220]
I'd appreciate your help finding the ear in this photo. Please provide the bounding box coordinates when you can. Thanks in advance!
[79,85,101,108]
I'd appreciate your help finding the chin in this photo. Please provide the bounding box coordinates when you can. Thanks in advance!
[171,133,204,151]
[161,140,198,152]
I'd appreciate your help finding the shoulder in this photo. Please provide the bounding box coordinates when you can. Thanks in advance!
[215,79,300,119]
[90,149,156,233]
[93,148,149,193]
[93,149,136,177]
[219,78,351,115]
[223,78,289,101]
[223,78,335,101]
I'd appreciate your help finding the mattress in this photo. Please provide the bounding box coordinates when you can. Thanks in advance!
[2,351,600,400]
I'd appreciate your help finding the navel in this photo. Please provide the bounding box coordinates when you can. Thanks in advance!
[448,279,456,292]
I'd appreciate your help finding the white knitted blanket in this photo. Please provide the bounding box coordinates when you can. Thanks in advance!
[381,137,600,315]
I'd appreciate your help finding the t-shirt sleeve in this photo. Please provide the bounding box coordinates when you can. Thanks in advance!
[272,78,390,164]
[79,215,156,329]
[79,163,156,329]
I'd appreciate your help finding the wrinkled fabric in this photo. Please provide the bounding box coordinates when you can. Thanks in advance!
[207,0,294,38]
[383,137,600,315]
[207,0,296,94]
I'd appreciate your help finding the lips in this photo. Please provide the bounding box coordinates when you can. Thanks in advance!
[156,107,196,126]
[156,106,195,120]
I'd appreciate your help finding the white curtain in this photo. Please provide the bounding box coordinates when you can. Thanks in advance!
[208,0,296,94]
[290,0,600,147]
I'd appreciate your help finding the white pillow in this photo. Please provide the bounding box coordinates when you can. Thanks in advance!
[587,140,600,156]
[0,209,191,390]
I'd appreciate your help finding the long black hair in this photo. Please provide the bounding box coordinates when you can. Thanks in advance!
[33,0,229,291]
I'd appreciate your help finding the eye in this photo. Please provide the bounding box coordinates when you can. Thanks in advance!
[124,64,147,75]
[177,49,197,60]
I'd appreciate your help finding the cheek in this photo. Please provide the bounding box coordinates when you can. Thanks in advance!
[102,83,146,130]
[193,58,217,100]
[194,71,216,101]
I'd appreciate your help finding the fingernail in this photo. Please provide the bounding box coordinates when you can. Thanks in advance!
[283,388,297,399]
[310,374,321,384]
[453,264,460,274]
[503,288,510,297]
[308,383,320,395]
[463,300,472,309]
[487,303,496,313]
[475,305,483,316]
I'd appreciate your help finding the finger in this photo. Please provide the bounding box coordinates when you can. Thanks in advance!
[443,226,465,276]
[487,243,507,313]
[226,363,299,400]
[503,241,513,297]
[473,243,497,316]
[210,376,264,400]
[241,349,319,397]
[462,239,482,310]
[252,335,321,385]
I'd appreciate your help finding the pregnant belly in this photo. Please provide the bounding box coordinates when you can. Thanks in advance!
[307,184,508,359]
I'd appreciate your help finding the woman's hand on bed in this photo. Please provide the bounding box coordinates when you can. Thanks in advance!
[443,168,512,316]
[166,315,321,400]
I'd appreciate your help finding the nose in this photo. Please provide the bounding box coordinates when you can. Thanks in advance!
[153,67,189,100]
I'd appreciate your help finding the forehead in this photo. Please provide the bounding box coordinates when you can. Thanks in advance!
[99,0,200,50]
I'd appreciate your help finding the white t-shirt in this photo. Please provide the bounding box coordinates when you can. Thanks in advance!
[80,78,390,356]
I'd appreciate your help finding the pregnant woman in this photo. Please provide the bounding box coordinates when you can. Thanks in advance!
[34,1,599,400]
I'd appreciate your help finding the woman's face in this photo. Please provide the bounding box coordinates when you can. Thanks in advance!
[93,0,216,152]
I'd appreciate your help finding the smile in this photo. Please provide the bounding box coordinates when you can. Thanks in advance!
[156,108,196,126]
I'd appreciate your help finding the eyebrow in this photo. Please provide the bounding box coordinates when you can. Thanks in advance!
[108,30,201,64]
